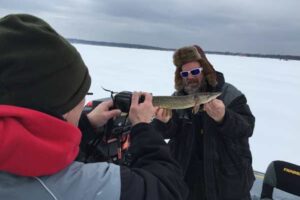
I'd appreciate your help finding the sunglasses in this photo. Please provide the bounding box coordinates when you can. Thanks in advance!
[180,68,203,78]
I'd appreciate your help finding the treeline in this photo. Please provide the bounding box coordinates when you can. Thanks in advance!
[205,51,300,61]
[68,38,300,61]
[68,38,172,51]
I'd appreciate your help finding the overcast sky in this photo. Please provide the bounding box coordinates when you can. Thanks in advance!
[1,0,299,55]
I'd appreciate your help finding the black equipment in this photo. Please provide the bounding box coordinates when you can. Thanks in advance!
[260,160,300,199]
[81,91,140,164]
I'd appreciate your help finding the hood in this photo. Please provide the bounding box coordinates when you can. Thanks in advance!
[0,105,81,176]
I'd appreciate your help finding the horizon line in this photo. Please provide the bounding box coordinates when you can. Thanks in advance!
[67,38,300,61]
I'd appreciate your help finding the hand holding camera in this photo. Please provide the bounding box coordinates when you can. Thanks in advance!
[87,100,122,128]
[129,92,157,126]
[82,91,157,164]
[86,91,156,128]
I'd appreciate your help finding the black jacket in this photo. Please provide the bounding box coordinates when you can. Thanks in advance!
[78,115,189,200]
[153,72,255,200]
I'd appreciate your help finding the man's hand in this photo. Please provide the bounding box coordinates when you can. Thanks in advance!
[129,92,157,126]
[203,99,225,123]
[155,108,172,123]
[87,100,121,128]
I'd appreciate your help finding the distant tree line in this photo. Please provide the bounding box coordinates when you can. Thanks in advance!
[68,38,171,51]
[68,38,300,61]
[205,51,300,61]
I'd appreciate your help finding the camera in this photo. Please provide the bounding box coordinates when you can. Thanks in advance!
[81,91,141,164]
[112,91,145,113]
[84,91,145,113]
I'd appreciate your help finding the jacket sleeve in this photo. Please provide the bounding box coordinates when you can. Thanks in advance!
[216,94,255,138]
[152,110,181,139]
[120,123,188,200]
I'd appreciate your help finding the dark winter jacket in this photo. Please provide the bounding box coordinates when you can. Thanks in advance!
[79,114,189,200]
[0,105,188,200]
[153,72,255,200]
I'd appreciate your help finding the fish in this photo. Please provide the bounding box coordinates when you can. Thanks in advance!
[104,88,221,113]
[152,92,222,111]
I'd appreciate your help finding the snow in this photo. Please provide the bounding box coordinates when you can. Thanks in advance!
[74,43,300,173]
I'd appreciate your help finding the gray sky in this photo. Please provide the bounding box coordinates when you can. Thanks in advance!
[1,0,299,55]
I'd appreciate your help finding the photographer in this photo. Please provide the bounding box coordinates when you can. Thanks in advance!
[0,14,188,200]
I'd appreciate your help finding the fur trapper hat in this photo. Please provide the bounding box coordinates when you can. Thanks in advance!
[173,45,217,91]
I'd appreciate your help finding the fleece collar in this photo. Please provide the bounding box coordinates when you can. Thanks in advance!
[0,105,81,176]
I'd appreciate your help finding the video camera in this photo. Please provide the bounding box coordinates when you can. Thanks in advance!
[85,91,145,113]
[82,91,143,164]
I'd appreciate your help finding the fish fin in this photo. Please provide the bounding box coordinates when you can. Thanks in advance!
[192,105,200,114]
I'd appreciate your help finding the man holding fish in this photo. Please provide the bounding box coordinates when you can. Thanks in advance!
[153,45,256,200]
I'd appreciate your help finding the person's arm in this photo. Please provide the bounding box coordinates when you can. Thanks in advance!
[152,109,180,139]
[214,95,255,138]
[120,123,188,200]
[121,92,188,200]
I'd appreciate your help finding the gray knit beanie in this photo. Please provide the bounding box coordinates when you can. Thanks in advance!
[0,14,91,114]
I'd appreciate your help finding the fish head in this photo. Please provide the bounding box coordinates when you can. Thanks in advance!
[192,92,221,114]
[194,92,222,106]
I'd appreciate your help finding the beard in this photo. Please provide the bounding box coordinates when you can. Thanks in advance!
[183,79,202,94]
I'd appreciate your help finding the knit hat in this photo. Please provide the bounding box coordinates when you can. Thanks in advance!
[0,14,91,114]
[173,45,217,91]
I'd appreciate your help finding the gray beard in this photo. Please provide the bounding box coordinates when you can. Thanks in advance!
[183,83,201,94]
[183,78,208,94]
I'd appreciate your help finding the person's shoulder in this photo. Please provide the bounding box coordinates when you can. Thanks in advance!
[49,161,120,181]
[220,82,244,106]
[71,161,120,171]
[222,82,241,94]
[40,161,121,200]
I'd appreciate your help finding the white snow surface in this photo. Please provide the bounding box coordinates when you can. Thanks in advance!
[75,44,300,173]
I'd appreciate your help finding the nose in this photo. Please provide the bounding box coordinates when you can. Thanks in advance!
[187,72,195,79]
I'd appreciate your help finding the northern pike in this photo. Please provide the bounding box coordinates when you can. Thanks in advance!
[152,92,222,110]
[104,88,221,113]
